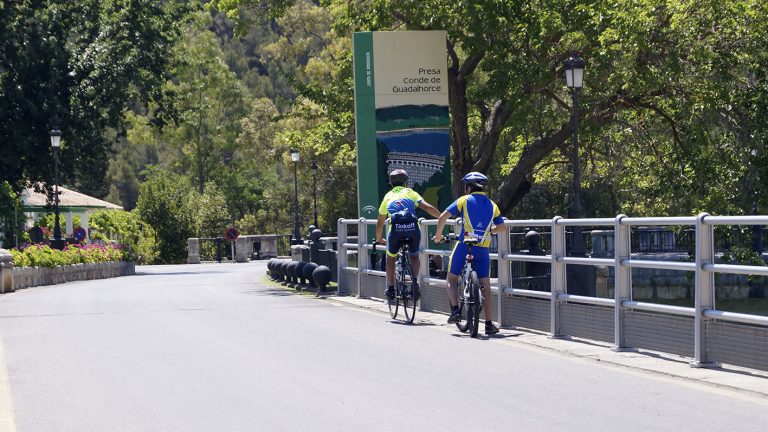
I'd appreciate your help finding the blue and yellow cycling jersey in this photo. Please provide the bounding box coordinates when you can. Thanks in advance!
[445,192,504,248]
[378,186,424,217]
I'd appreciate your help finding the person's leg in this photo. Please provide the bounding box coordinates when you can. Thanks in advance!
[409,254,420,279]
[446,242,465,307]
[384,230,398,299]
[479,277,493,321]
[446,272,459,306]
[386,255,396,286]
[473,248,498,334]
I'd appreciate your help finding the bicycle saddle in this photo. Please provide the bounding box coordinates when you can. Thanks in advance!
[463,237,479,245]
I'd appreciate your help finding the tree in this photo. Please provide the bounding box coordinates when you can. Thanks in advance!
[211,0,768,218]
[0,0,194,196]
[135,169,197,264]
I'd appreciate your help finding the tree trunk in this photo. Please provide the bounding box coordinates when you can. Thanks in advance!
[446,44,483,197]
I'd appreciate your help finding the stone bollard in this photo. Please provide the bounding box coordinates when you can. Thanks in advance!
[0,248,14,294]
[259,236,278,259]
[235,236,251,263]
[312,265,332,296]
[187,238,200,264]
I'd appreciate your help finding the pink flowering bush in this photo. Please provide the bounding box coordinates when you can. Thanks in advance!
[10,243,125,268]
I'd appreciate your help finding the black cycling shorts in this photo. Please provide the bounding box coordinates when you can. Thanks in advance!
[387,213,420,257]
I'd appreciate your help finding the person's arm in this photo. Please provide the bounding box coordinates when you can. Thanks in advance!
[375,213,387,244]
[433,210,452,244]
[417,200,442,219]
[491,221,507,234]
[490,204,506,234]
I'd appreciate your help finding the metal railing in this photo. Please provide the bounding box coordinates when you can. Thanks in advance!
[336,213,768,371]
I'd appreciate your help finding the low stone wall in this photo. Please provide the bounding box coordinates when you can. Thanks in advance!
[10,261,136,291]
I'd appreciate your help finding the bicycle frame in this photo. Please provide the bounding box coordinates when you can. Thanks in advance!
[373,238,418,323]
[437,233,483,337]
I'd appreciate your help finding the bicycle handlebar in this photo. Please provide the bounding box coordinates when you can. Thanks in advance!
[432,233,458,244]
[371,239,385,252]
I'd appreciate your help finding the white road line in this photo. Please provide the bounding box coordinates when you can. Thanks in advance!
[0,336,17,432]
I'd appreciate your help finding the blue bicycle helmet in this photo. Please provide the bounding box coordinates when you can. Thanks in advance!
[462,171,488,189]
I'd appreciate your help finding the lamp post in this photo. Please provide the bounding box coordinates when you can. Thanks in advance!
[50,128,65,250]
[564,52,586,257]
[290,149,301,245]
[311,161,318,228]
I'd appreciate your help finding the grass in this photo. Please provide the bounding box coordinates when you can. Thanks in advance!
[261,275,338,298]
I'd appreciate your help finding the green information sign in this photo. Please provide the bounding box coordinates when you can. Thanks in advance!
[353,31,452,221]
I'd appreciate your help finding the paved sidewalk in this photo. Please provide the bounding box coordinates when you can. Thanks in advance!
[319,292,768,398]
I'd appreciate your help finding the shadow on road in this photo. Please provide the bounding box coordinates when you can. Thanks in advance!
[449,331,523,341]
[134,271,230,276]
[241,288,293,297]
[387,320,438,328]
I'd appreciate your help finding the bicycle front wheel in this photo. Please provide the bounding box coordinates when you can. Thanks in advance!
[468,271,481,338]
[401,259,417,324]
[456,274,470,333]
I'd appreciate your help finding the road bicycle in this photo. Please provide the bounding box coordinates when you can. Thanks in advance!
[435,233,482,337]
[373,238,418,324]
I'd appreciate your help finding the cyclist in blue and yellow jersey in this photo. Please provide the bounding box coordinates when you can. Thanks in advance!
[375,169,442,301]
[433,172,506,335]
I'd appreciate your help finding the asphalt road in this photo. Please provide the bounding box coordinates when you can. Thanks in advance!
[0,262,767,432]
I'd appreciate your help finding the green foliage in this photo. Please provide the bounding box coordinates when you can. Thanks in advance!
[11,243,126,268]
[0,182,23,247]
[0,0,195,196]
[191,182,232,238]
[79,0,768,261]
[136,169,197,264]
[721,245,767,284]
[89,209,159,264]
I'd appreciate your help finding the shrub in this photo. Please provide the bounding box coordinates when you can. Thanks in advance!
[10,243,126,268]
[89,209,159,264]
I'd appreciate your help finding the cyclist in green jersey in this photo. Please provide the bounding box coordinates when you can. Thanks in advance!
[375,169,442,301]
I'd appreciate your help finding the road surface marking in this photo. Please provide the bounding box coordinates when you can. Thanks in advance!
[0,336,17,432]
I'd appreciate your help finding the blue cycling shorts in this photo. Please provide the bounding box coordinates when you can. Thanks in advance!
[448,242,491,278]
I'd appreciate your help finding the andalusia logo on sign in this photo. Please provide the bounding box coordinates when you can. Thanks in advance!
[362,205,378,218]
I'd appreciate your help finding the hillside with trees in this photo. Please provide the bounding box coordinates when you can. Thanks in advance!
[3,0,768,262]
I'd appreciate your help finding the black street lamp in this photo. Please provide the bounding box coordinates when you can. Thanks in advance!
[311,160,319,228]
[290,148,301,245]
[50,128,65,250]
[564,52,586,257]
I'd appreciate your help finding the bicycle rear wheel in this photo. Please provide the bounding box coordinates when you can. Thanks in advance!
[468,271,481,338]
[401,258,417,324]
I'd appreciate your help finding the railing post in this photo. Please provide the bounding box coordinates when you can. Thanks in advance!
[496,223,512,326]
[337,218,347,295]
[550,216,566,338]
[613,214,631,351]
[418,218,429,311]
[357,217,367,298]
[692,212,717,367]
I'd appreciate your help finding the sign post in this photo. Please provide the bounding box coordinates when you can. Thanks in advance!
[225,227,239,263]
